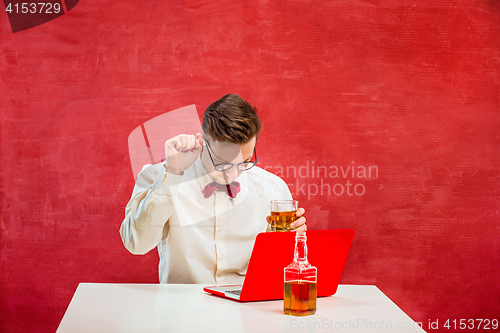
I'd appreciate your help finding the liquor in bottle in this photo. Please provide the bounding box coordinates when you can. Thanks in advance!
[284,232,317,316]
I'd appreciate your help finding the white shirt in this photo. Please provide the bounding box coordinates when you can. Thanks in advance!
[120,157,292,284]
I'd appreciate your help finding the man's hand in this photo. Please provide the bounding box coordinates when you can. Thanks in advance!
[266,207,307,235]
[164,133,203,175]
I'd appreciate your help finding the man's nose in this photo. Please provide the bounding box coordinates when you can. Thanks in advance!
[226,166,239,179]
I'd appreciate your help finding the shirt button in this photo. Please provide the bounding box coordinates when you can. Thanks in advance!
[217,228,223,233]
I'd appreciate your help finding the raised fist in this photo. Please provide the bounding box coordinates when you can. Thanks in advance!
[164,133,204,175]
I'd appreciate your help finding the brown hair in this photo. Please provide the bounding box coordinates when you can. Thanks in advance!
[202,94,261,143]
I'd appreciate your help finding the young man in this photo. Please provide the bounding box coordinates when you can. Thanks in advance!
[120,94,306,284]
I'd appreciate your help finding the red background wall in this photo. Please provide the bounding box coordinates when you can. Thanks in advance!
[1,1,499,332]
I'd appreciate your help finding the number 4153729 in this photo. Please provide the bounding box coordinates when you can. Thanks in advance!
[5,3,62,14]
[444,319,498,330]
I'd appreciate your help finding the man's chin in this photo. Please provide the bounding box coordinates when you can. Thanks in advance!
[214,178,234,185]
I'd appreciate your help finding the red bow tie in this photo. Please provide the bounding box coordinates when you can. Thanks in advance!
[202,181,240,199]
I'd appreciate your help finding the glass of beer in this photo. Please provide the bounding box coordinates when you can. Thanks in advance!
[270,200,298,232]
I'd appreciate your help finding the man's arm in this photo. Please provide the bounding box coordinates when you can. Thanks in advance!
[119,163,184,254]
[120,133,204,254]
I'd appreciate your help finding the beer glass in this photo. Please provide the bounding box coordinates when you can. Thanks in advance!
[270,200,298,232]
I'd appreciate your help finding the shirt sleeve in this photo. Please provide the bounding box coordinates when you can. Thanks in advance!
[119,163,184,255]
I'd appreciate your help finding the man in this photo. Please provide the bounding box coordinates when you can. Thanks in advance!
[120,94,306,284]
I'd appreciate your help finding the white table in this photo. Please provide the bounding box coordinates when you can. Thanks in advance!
[56,284,426,333]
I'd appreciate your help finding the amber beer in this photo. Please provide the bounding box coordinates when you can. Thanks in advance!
[271,210,297,232]
[284,280,317,316]
[270,200,298,232]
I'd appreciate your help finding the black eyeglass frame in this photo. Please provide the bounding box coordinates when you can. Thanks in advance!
[203,136,257,172]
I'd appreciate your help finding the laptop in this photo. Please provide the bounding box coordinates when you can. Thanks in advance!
[203,229,354,302]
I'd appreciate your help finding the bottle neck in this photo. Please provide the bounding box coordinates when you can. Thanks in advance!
[294,233,308,262]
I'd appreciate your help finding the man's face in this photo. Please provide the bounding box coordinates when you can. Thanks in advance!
[201,135,257,184]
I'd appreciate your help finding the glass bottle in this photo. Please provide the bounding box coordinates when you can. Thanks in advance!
[284,231,317,316]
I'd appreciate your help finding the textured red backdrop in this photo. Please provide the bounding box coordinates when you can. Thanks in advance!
[1,1,499,332]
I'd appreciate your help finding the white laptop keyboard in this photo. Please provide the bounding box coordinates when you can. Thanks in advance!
[225,290,242,296]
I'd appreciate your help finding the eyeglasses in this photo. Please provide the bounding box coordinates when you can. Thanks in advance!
[203,136,257,172]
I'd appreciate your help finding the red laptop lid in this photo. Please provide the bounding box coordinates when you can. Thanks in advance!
[239,229,354,301]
